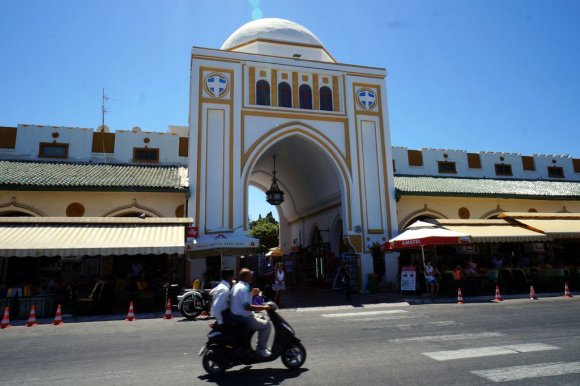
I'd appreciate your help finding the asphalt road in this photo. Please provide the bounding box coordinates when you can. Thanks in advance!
[1,297,579,386]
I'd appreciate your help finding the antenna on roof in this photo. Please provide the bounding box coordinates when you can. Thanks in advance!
[99,88,111,164]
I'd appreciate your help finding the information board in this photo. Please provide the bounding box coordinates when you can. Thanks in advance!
[400,266,416,292]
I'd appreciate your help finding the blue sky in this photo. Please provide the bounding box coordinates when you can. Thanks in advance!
[2,0,580,220]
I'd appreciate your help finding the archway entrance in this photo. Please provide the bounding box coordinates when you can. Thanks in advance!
[247,134,346,288]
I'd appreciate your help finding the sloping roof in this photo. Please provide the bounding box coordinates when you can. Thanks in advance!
[0,160,188,191]
[395,175,580,200]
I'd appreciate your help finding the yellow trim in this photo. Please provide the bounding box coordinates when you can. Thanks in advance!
[360,119,385,233]
[292,72,299,108]
[313,74,320,110]
[287,202,342,224]
[346,72,385,79]
[241,107,347,121]
[322,77,329,84]
[260,70,267,77]
[204,108,226,229]
[367,229,384,234]
[271,69,278,107]
[197,66,235,230]
[249,67,256,105]
[347,235,363,254]
[224,38,337,63]
[332,76,340,112]
[355,110,381,117]
[201,97,230,105]
[302,74,308,82]
[191,54,241,63]
[281,73,288,80]
[242,125,352,231]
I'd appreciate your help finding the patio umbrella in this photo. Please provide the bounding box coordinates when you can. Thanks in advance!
[186,233,260,268]
[265,246,283,257]
[384,220,470,290]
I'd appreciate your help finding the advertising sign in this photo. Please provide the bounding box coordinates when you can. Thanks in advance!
[400,266,416,291]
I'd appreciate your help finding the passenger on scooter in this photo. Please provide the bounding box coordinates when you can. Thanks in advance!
[230,268,272,357]
[209,268,234,327]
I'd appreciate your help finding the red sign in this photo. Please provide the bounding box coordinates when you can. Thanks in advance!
[186,226,198,239]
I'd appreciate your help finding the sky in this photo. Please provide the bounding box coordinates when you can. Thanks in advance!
[2,0,580,220]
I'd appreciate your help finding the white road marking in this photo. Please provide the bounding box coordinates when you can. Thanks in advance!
[423,343,559,361]
[296,302,410,312]
[342,315,422,322]
[321,309,409,318]
[472,362,580,382]
[389,331,504,343]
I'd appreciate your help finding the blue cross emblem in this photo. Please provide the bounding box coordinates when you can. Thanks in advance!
[357,89,376,110]
[206,74,228,97]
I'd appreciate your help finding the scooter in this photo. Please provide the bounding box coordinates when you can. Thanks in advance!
[199,302,306,375]
[177,288,211,320]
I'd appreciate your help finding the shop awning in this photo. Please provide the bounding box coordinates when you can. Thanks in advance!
[0,217,193,257]
[499,212,580,239]
[430,219,549,243]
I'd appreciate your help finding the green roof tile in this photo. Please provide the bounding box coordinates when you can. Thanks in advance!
[395,175,580,200]
[0,160,187,191]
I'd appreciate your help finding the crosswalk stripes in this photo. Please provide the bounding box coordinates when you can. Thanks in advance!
[422,343,559,361]
[471,362,580,382]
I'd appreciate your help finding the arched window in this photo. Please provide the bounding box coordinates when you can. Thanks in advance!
[299,84,313,109]
[319,86,333,111]
[256,80,270,106]
[278,82,292,108]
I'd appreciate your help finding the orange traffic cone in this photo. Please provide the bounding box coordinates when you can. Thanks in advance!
[1,307,11,329]
[494,285,503,302]
[564,283,573,298]
[457,288,465,304]
[163,299,172,320]
[53,304,64,325]
[26,305,38,327]
[125,301,136,321]
[530,286,538,300]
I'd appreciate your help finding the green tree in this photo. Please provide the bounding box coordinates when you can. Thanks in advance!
[249,211,279,251]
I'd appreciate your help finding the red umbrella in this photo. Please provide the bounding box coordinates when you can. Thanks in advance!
[384,221,470,291]
[384,221,470,251]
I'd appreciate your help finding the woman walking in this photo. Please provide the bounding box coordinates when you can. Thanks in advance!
[273,263,286,306]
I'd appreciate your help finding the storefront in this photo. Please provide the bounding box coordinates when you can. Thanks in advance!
[0,217,191,317]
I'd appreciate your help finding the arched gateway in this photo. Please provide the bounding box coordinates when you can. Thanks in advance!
[187,18,399,287]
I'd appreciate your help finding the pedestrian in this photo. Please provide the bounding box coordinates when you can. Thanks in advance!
[424,259,439,300]
[209,268,234,328]
[341,262,353,300]
[273,262,286,306]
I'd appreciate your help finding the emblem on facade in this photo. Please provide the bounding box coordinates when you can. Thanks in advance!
[356,88,377,110]
[204,73,229,98]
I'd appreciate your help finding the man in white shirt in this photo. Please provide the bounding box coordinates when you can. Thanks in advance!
[209,268,234,326]
[230,268,272,357]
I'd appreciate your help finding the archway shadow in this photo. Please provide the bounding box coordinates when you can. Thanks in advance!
[198,367,309,385]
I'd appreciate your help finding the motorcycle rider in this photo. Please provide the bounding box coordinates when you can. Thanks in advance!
[230,268,272,357]
[209,268,235,327]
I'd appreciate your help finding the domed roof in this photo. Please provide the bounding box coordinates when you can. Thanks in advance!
[221,18,324,50]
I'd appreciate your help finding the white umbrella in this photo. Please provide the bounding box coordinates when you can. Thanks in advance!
[186,232,260,268]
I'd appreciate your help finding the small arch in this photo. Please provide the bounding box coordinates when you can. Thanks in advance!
[481,205,504,219]
[103,200,162,217]
[256,80,270,106]
[299,84,313,109]
[398,205,446,229]
[0,197,45,217]
[319,86,333,111]
[278,82,292,108]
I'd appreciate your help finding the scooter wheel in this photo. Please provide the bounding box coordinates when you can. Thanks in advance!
[281,342,307,370]
[202,349,226,375]
[179,293,201,320]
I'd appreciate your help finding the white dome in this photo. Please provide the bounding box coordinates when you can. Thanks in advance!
[221,18,324,50]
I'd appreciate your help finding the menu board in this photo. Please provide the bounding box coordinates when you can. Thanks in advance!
[400,266,416,291]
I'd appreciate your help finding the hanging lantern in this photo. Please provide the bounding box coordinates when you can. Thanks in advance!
[266,154,284,205]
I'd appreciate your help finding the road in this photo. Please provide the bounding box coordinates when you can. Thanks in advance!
[1,296,579,385]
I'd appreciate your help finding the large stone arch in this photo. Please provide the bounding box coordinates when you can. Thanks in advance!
[242,122,352,232]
